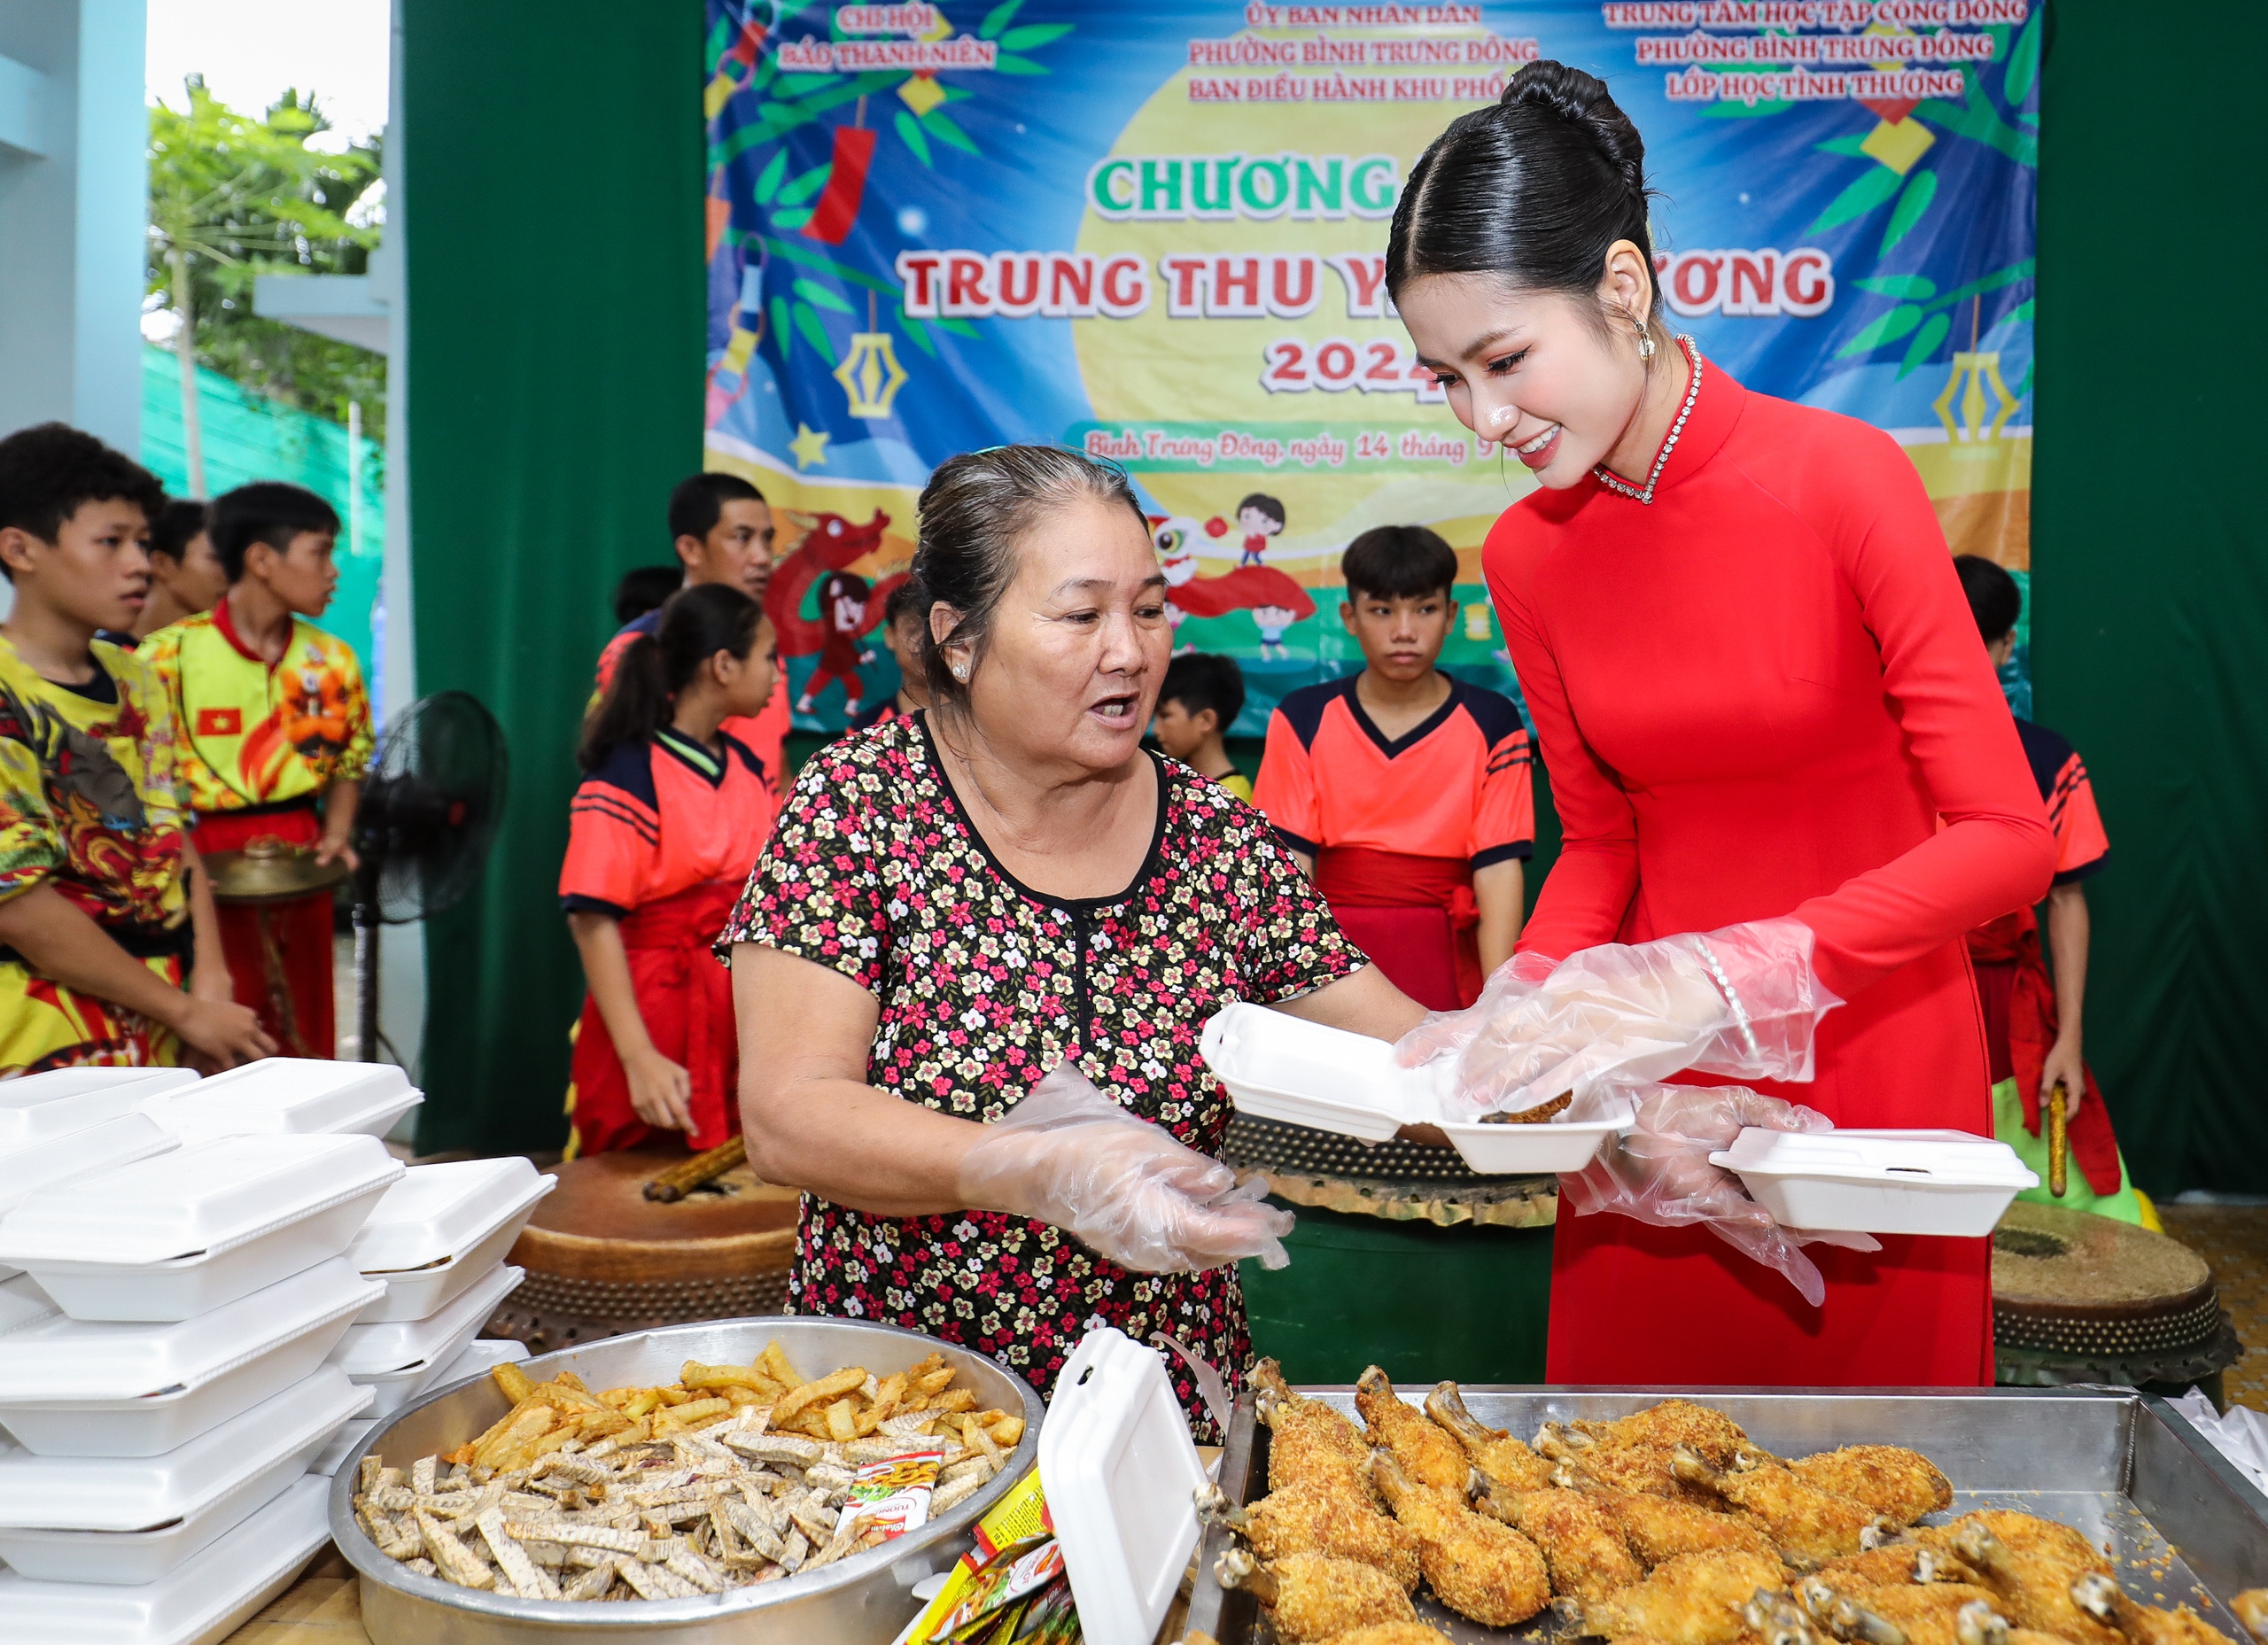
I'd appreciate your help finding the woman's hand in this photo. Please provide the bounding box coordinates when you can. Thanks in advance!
[2039,1036,2085,1119]
[958,1062,1292,1274]
[1397,918,1842,1118]
[624,1044,695,1132]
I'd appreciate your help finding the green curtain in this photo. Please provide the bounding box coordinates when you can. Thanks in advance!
[402,3,706,1153]
[2034,2,2268,1195]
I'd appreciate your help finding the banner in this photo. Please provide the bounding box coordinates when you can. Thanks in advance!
[703,1,2039,735]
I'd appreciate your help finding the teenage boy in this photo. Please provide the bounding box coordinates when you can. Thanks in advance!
[131,499,227,640]
[1255,524,1532,1012]
[0,424,272,1072]
[141,482,374,1058]
[850,578,931,732]
[1955,555,2146,1224]
[595,472,787,780]
[1152,651,1253,802]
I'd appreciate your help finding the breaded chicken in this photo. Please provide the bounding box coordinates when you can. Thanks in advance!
[2072,1571,2241,1645]
[1540,1428,1722,1508]
[1197,1481,1421,1592]
[1255,1361,1379,1503]
[1946,1517,2117,1645]
[1674,1447,1891,1564]
[1799,1575,2002,1645]
[1813,1542,1979,1591]
[1789,1447,1953,1526]
[1558,1548,1787,1645]
[1313,1627,1453,1645]
[1569,1401,1752,1468]
[1371,1448,1551,1628]
[1425,1382,1556,1491]
[1473,1486,1643,1601]
[1355,1367,1472,1495]
[2233,1590,2268,1644]
[1215,1548,1417,1641]
[1580,1481,1781,1569]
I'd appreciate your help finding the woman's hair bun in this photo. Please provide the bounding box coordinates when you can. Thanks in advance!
[1501,61,1645,195]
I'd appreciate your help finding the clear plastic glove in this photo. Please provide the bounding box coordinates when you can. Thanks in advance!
[958,1062,1293,1275]
[1558,1082,1881,1307]
[1396,918,1843,1120]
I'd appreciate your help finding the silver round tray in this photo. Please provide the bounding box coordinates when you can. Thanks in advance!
[330,1316,1046,1644]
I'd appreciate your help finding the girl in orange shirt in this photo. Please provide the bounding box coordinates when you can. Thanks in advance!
[561,585,777,1155]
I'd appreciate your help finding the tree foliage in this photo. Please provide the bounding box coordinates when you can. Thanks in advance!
[147,78,386,440]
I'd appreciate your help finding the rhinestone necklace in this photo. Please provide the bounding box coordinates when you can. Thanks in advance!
[1593,336,1702,506]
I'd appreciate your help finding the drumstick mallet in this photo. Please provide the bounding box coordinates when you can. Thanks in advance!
[2047,1081,2070,1199]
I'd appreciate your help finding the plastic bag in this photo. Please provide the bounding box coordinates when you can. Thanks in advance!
[1399,918,1844,1121]
[958,1062,1293,1275]
[1557,1082,1880,1307]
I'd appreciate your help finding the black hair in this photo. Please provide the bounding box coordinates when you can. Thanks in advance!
[1342,524,1459,602]
[207,482,341,582]
[1236,493,1285,529]
[148,499,210,564]
[1953,554,2022,647]
[0,423,166,579]
[1387,60,1664,348]
[1159,652,1246,733]
[612,563,684,626]
[882,576,927,627]
[911,445,1148,708]
[579,583,764,772]
[668,471,767,544]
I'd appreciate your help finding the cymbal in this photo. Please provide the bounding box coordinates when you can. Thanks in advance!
[202,836,350,903]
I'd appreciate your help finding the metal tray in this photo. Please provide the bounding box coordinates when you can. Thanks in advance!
[1185,1386,2268,1644]
[330,1316,1045,1644]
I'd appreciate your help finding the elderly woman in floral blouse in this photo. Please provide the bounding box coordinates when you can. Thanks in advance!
[722,445,1425,1435]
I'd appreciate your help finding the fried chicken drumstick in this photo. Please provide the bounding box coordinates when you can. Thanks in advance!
[1195,1481,1420,1592]
[1946,1515,2118,1645]
[1254,1360,1379,1503]
[1425,1382,1554,1491]
[1556,1548,1787,1645]
[1370,1447,1551,1627]
[1567,1400,1754,1468]
[1673,1446,1892,1564]
[1471,1483,1643,1601]
[1789,1447,1954,1526]
[1552,1462,1781,1567]
[2071,1571,2242,1645]
[1355,1367,1471,1494]
[1214,1547,1416,1641]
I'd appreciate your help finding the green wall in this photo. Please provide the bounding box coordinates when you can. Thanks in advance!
[403,3,706,1153]
[2033,2,2268,1195]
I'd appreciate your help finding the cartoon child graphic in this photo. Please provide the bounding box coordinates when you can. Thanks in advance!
[1251,604,1298,662]
[795,570,876,718]
[1235,493,1285,568]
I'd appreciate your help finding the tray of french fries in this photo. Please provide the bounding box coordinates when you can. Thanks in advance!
[330,1316,1046,1644]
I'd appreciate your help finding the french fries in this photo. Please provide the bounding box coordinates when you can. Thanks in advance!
[353,1338,1022,1602]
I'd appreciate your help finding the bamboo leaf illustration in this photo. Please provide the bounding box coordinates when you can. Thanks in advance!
[1922,260,2035,314]
[1814,134,1870,157]
[752,149,788,205]
[770,295,794,361]
[2002,10,2042,104]
[1808,165,1903,234]
[777,163,834,206]
[992,54,1049,75]
[1853,275,1938,299]
[921,111,981,155]
[933,316,982,339]
[999,23,1073,49]
[792,300,837,365]
[794,278,854,314]
[979,0,1027,40]
[1879,169,1938,256]
[894,109,933,167]
[893,302,937,358]
[771,206,812,230]
[1897,313,1952,377]
[1837,303,1923,358]
[2008,299,2035,324]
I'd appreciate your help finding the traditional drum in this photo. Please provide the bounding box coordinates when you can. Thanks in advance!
[492,1145,798,1353]
[1992,1199,2243,1400]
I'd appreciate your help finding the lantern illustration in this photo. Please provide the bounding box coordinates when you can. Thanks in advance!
[1931,297,2019,444]
[833,328,909,420]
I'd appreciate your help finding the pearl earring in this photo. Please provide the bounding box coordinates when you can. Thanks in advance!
[952,663,967,681]
[1634,317,1656,361]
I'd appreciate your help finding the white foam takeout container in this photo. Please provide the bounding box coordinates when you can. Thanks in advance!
[0,1365,371,1585]
[0,1112,181,1282]
[1710,1127,2040,1237]
[346,1157,554,1323]
[0,1067,198,1151]
[330,1261,526,1418]
[1199,1002,1630,1176]
[0,1257,384,1457]
[136,1057,422,1145]
[0,1133,402,1322]
[307,1338,530,1477]
[0,1473,331,1643]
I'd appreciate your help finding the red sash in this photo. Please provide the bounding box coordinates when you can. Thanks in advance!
[568,880,743,1155]
[1315,847,1482,1012]
[1965,912,2123,1196]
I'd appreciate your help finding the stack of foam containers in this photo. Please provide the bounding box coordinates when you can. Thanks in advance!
[0,1061,423,1645]
[315,1156,553,1470]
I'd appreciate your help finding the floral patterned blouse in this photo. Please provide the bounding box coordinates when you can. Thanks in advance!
[719,712,1364,1438]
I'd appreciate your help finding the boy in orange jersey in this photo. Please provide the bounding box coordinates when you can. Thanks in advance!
[141,483,373,1058]
[1255,525,1532,1011]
